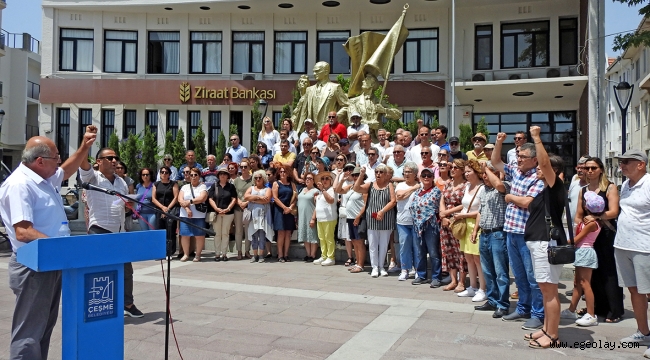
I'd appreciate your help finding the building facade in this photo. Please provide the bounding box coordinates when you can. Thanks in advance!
[40,0,598,180]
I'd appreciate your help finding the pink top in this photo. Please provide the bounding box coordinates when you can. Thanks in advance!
[575,222,600,248]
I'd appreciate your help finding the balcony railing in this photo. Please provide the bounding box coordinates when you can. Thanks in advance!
[27,81,40,100]
[0,30,40,54]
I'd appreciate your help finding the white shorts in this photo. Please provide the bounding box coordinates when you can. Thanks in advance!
[615,248,650,294]
[526,240,563,284]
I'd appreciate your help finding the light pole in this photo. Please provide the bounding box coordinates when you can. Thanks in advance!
[613,81,634,155]
[258,98,268,118]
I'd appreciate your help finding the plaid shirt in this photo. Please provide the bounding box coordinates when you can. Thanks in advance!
[503,164,544,234]
[478,182,511,230]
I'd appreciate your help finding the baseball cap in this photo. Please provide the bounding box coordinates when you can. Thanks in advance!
[484,144,495,150]
[420,167,435,177]
[304,118,314,124]
[449,136,460,143]
[339,138,350,146]
[351,112,362,118]
[616,149,648,163]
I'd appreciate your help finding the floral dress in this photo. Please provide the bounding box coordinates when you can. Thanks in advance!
[440,181,468,273]
[409,186,442,237]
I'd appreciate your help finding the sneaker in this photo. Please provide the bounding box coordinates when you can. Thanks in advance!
[412,277,428,285]
[644,347,650,359]
[408,268,416,278]
[576,313,598,327]
[560,308,579,320]
[258,257,265,263]
[457,287,476,298]
[387,262,400,273]
[321,258,335,266]
[371,267,379,278]
[429,279,442,288]
[471,289,487,302]
[398,270,408,281]
[502,311,531,322]
[313,257,325,265]
[124,304,144,318]
[522,317,544,330]
[250,256,258,263]
[440,273,452,285]
[380,269,388,277]
[621,330,650,345]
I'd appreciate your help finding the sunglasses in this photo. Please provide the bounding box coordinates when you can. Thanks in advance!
[514,137,526,140]
[327,116,336,118]
[116,166,124,170]
[184,171,190,174]
[189,174,200,177]
[160,171,170,174]
[450,142,459,146]
[351,173,360,177]
[230,139,237,141]
[439,163,448,167]
[419,133,429,137]
[99,156,119,161]
[584,166,600,171]
[254,176,263,180]
[336,158,345,161]
[438,153,448,156]
[368,153,378,157]
[375,170,385,174]
[421,152,430,156]
[620,159,639,165]
[393,150,404,154]
[420,173,433,178]
[141,173,151,176]
[451,166,460,170]
[311,152,320,155]
[164,158,172,161]
[306,177,314,180]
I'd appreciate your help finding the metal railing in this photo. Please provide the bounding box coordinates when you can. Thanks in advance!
[0,30,40,54]
[27,81,39,100]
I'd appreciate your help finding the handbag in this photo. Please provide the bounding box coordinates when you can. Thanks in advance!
[132,184,152,219]
[189,185,208,213]
[290,184,298,216]
[546,189,576,265]
[450,184,482,239]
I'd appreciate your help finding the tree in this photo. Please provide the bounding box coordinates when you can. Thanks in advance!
[214,131,226,164]
[458,123,474,153]
[108,131,120,158]
[192,121,207,166]
[251,99,263,150]
[281,104,292,121]
[140,126,158,171]
[475,116,490,142]
[172,128,187,169]
[612,0,650,51]
[120,132,140,177]
[163,130,174,158]
[336,74,350,94]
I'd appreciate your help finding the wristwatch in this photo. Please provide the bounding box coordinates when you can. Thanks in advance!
[190,199,194,205]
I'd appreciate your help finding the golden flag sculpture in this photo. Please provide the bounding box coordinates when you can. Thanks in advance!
[363,4,410,100]
[343,32,386,98]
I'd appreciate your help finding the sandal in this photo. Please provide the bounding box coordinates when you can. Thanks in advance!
[349,265,364,273]
[443,283,458,291]
[345,258,353,267]
[237,252,243,260]
[605,317,622,323]
[279,257,286,263]
[193,256,201,262]
[244,252,252,259]
[529,331,558,349]
[453,285,466,293]
[524,329,548,341]
[180,255,189,262]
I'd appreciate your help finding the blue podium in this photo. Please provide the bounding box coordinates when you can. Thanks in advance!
[16,230,166,360]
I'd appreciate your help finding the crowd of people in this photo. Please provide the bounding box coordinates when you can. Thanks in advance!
[3,112,650,358]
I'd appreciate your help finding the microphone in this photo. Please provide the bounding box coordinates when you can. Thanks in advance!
[81,182,117,195]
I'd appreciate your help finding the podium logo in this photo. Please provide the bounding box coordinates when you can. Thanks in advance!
[84,271,117,322]
[180,82,191,103]
[89,276,114,305]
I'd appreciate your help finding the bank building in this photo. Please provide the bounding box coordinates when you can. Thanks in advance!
[38,0,604,180]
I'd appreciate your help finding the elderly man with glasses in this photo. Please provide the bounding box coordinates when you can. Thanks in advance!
[226,134,248,164]
[157,154,178,181]
[176,150,203,181]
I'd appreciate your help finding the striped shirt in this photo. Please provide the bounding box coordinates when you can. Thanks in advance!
[366,183,396,231]
[503,164,544,234]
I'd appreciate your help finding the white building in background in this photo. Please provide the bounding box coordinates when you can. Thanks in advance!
[605,17,650,185]
[39,0,603,180]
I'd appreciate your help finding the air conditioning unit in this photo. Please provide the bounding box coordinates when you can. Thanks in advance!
[242,73,263,80]
[546,67,570,78]
[471,71,493,81]
[508,73,529,80]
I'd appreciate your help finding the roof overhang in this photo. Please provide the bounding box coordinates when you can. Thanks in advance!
[454,76,588,105]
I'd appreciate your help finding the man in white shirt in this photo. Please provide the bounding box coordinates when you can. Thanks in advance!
[299,118,317,150]
[363,146,381,183]
[0,127,96,359]
[273,129,298,155]
[374,128,392,163]
[613,150,650,351]
[226,134,249,164]
[402,131,414,151]
[355,133,373,166]
[80,146,144,318]
[347,112,369,151]
[387,145,408,182]
[410,126,440,165]
[310,128,327,152]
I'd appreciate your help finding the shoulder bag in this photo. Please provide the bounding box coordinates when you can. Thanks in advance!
[450,185,482,240]
[189,185,208,213]
[546,188,576,265]
[132,184,152,219]
[290,183,298,216]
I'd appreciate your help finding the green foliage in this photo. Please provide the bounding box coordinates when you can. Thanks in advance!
[192,121,207,167]
[291,87,302,109]
[458,123,474,153]
[336,74,350,94]
[383,119,402,141]
[612,0,650,51]
[229,124,238,140]
[119,132,140,177]
[251,99,263,150]
[140,126,158,171]
[107,131,120,158]
[214,131,226,164]
[163,130,174,159]
[431,116,440,129]
[172,128,187,169]
[475,116,490,142]
[281,104,292,121]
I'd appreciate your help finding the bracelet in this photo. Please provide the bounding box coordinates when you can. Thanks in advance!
[534,141,542,144]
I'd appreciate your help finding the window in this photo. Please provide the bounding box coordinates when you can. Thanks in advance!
[146,110,159,139]
[232,32,264,74]
[104,30,137,73]
[190,32,222,74]
[636,59,641,81]
[208,111,221,155]
[317,31,350,74]
[56,108,71,161]
[404,29,439,73]
[187,111,201,150]
[79,108,93,146]
[101,110,115,148]
[475,25,493,70]
[272,111,283,129]
[645,100,649,126]
[166,111,179,140]
[402,110,439,125]
[559,18,578,66]
[274,31,307,74]
[123,110,137,138]
[501,21,549,68]
[636,106,641,130]
[148,31,180,74]
[60,29,93,72]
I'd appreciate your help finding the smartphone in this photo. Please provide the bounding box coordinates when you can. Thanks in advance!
[371,212,378,219]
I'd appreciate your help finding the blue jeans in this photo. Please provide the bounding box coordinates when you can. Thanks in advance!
[416,222,441,281]
[137,213,158,231]
[480,231,510,310]
[507,232,544,320]
[397,224,419,271]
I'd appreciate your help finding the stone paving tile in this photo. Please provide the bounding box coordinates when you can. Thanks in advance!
[270,336,343,354]
[200,339,273,358]
[295,326,358,344]
[258,348,329,360]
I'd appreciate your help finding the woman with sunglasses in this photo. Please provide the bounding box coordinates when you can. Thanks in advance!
[322,133,341,164]
[435,150,450,179]
[152,165,180,256]
[338,167,368,273]
[178,167,209,262]
[248,154,262,174]
[297,173,320,261]
[439,159,468,292]
[331,154,349,183]
[572,157,623,324]
[227,162,239,181]
[157,154,177,182]
[258,117,281,155]
[256,142,273,169]
[134,168,157,231]
[436,161,451,191]
[353,164,397,277]
[272,164,297,262]
[220,153,233,167]
[244,170,274,262]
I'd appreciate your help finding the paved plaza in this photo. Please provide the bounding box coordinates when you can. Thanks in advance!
[0,247,647,360]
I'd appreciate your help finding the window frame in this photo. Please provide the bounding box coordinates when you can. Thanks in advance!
[103,29,138,73]
[208,111,222,155]
[274,31,308,74]
[187,111,201,150]
[317,30,351,75]
[474,24,493,70]
[101,109,115,148]
[123,109,137,139]
[59,28,94,72]
[500,20,550,69]
[403,28,440,73]
[56,108,71,161]
[166,110,179,141]
[231,31,265,74]
[78,108,93,146]
[558,18,578,66]
[189,31,222,74]
[146,110,159,139]
[401,110,439,125]
[147,31,181,74]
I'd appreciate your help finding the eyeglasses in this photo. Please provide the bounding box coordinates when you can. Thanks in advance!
[99,156,119,161]
[393,150,404,154]
[160,171,170,174]
[584,166,600,171]
[419,133,429,137]
[620,159,637,165]
[230,139,237,142]
[116,166,125,170]
[336,158,344,161]
[403,170,413,175]
[327,116,336,118]
[306,177,314,181]
[141,173,151,177]
[189,174,200,177]
[240,165,248,169]
[514,137,526,140]
[420,173,433,178]
[375,170,385,174]
[421,152,430,156]
[368,153,378,157]
[439,163,448,167]
[164,158,172,161]
[183,171,190,174]
[517,155,533,159]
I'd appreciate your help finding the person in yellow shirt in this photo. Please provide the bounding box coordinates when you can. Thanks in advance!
[466,133,488,161]
[273,139,297,166]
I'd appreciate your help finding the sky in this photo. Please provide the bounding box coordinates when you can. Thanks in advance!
[0,0,646,57]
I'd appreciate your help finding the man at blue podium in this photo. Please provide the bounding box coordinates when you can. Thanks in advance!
[0,126,96,360]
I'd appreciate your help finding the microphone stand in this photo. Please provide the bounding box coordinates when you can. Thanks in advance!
[82,183,215,360]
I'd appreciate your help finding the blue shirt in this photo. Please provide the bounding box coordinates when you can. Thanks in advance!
[135,183,155,213]
[227,145,249,164]
[436,141,451,153]
[176,163,203,181]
